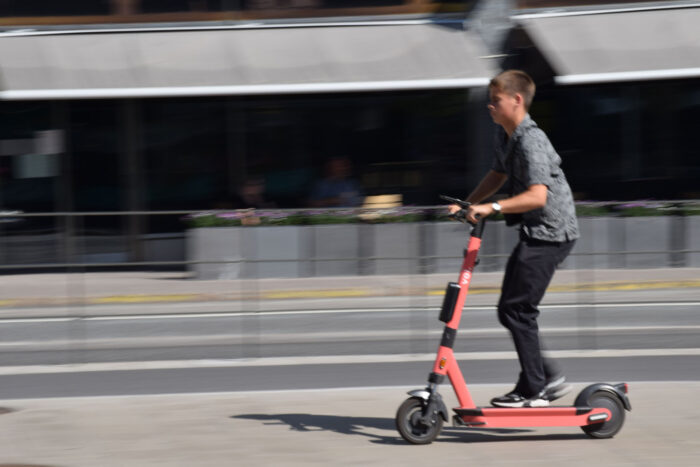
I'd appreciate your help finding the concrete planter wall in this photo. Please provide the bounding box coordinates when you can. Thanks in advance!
[187,226,309,280]
[308,224,362,277]
[371,223,422,275]
[187,216,698,279]
[688,216,700,267]
[188,223,433,279]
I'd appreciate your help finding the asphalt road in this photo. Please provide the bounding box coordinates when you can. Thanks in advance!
[0,300,698,364]
[0,296,698,398]
[0,355,698,399]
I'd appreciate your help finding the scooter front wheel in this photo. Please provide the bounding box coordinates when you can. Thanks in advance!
[395,396,443,444]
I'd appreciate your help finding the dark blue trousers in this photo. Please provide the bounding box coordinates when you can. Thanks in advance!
[497,237,576,398]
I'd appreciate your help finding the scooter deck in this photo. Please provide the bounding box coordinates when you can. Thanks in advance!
[453,406,611,428]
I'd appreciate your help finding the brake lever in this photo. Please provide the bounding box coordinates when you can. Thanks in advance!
[441,195,479,225]
[449,209,468,223]
[439,195,471,209]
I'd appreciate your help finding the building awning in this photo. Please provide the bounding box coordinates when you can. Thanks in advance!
[0,22,495,100]
[515,7,700,85]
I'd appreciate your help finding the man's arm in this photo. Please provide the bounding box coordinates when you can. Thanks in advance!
[466,170,508,204]
[466,184,547,224]
[447,170,507,216]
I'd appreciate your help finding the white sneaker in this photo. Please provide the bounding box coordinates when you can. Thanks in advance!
[491,391,550,408]
[544,376,573,402]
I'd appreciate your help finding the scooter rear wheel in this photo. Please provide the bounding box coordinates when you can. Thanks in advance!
[395,396,443,445]
[581,391,625,439]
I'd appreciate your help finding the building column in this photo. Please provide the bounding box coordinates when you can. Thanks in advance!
[122,99,145,263]
[620,86,641,181]
[466,89,493,189]
[226,99,247,198]
[471,0,516,54]
[50,101,76,264]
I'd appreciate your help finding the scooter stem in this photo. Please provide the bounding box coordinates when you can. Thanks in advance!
[429,221,484,408]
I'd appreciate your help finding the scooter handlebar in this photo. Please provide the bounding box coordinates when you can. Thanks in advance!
[440,195,473,224]
[439,195,471,209]
[440,195,485,236]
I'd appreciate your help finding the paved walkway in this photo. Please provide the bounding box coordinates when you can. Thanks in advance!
[1,268,698,309]
[0,382,698,466]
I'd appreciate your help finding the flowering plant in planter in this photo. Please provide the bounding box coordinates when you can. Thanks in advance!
[613,201,672,217]
[304,209,360,225]
[575,200,700,217]
[183,209,312,227]
[359,206,428,223]
[183,206,436,227]
[183,201,700,228]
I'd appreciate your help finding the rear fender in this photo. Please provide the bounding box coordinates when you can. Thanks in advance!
[574,383,632,411]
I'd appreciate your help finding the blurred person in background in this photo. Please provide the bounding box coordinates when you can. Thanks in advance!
[232,177,276,209]
[449,70,579,408]
[309,156,362,207]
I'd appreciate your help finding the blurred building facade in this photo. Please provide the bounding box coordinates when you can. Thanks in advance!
[0,0,699,229]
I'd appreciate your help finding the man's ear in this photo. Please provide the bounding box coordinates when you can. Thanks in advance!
[513,93,524,106]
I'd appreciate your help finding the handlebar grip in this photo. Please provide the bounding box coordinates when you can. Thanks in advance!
[448,210,468,223]
[439,195,471,209]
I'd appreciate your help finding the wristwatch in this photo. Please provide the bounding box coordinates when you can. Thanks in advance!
[491,202,502,213]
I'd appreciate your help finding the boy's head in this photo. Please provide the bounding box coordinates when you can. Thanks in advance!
[488,70,536,110]
[487,70,535,130]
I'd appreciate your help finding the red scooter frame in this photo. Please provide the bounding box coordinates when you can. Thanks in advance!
[396,197,631,444]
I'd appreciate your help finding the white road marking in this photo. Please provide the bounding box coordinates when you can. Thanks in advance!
[1,301,699,323]
[0,348,697,376]
[7,381,699,403]
[0,325,698,351]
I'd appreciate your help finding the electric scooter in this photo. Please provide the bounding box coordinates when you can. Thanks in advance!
[395,196,631,444]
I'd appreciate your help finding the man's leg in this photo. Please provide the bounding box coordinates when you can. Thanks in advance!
[497,239,574,398]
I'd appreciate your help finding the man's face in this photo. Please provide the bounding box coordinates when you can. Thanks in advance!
[487,88,519,126]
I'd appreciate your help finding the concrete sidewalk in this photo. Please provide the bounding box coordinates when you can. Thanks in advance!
[0,382,698,466]
[0,268,698,308]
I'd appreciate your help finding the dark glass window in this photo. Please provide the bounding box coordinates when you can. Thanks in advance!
[70,101,122,212]
[140,0,466,14]
[537,84,636,200]
[0,102,52,212]
[0,0,110,16]
[68,100,125,245]
[516,0,682,8]
[142,98,228,211]
[140,0,225,13]
[653,81,700,198]
[241,90,470,207]
[539,79,700,200]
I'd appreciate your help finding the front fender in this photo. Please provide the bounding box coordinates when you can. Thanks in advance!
[406,389,449,422]
[407,389,431,401]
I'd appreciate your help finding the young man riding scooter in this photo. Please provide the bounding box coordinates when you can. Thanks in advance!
[449,70,579,408]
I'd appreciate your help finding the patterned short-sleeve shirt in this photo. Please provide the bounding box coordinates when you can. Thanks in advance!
[492,114,579,242]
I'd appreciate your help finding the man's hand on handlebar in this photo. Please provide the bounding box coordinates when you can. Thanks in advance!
[442,195,493,224]
[465,203,494,224]
[445,200,494,224]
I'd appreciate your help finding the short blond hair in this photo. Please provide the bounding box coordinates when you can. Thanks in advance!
[489,70,536,110]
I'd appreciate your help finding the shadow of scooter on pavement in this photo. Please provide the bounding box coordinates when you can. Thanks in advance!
[233,413,403,444]
[232,413,585,444]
